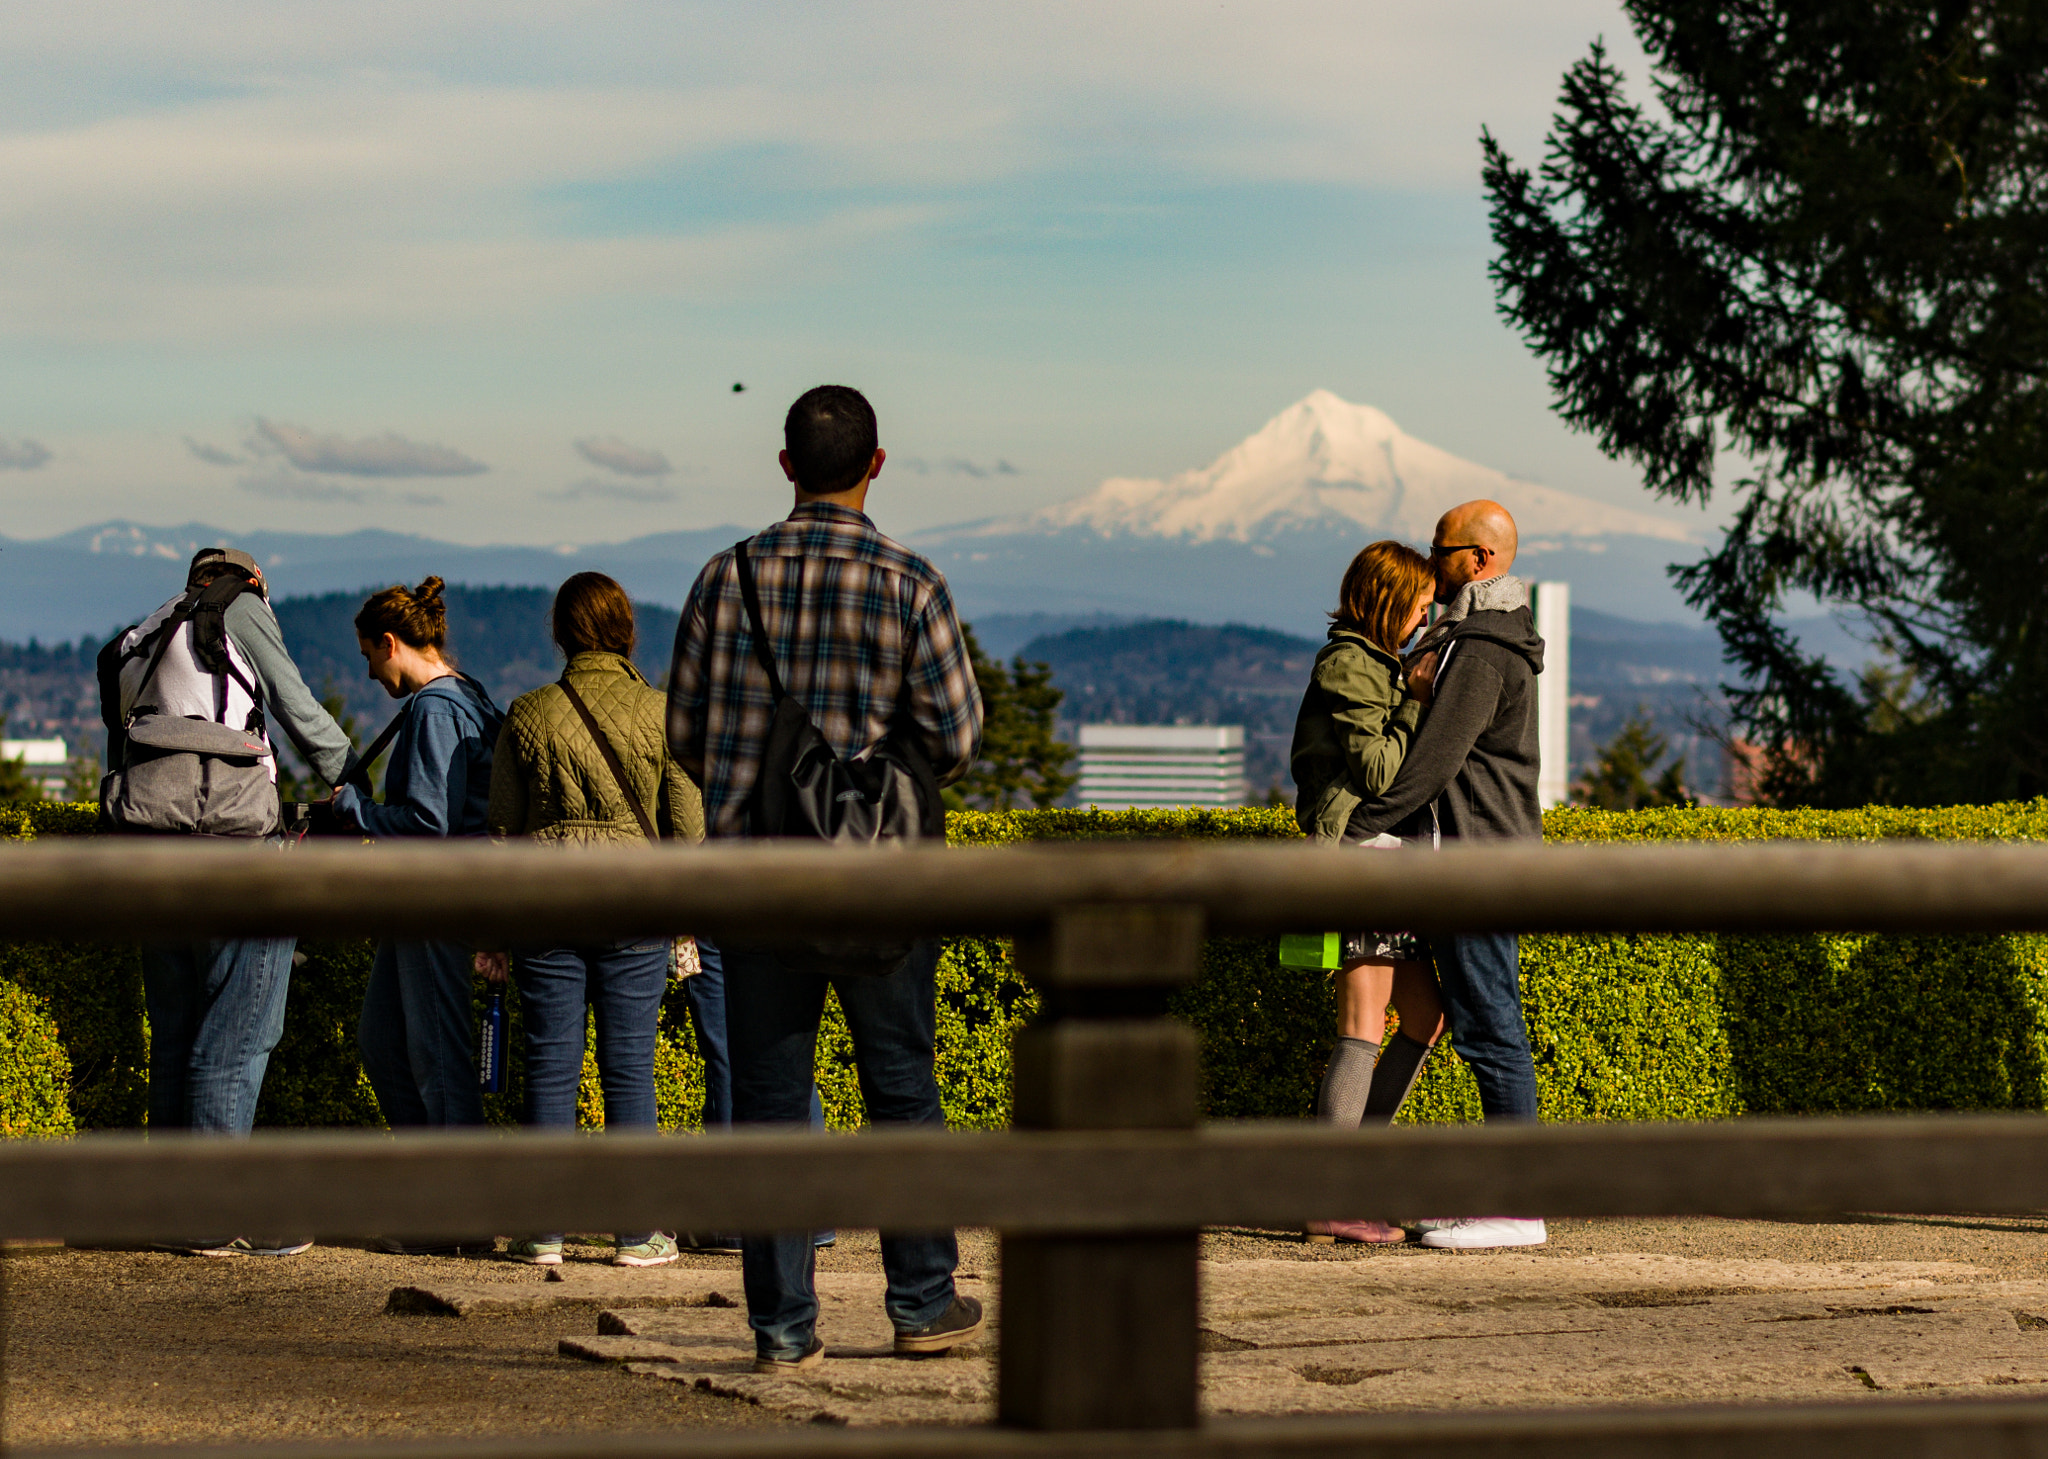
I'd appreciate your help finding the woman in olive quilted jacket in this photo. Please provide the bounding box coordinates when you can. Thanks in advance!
[482,572,704,1267]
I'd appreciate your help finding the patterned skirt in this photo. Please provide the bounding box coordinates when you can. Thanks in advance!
[1337,928,1429,965]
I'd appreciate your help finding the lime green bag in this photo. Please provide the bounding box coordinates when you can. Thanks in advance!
[1277,932,1343,970]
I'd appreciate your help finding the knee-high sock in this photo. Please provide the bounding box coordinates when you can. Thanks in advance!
[1361,1031,1432,1124]
[1316,1037,1380,1125]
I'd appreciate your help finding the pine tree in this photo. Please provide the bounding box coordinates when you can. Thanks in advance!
[1484,2,2048,806]
[948,625,1078,810]
[1573,709,1690,811]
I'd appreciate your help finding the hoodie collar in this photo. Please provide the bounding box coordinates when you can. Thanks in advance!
[1411,574,1529,658]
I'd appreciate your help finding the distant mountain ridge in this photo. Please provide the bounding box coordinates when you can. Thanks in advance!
[1,391,1714,643]
[0,519,733,643]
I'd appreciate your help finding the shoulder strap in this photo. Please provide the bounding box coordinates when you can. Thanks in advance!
[557,675,660,844]
[125,588,205,721]
[338,710,405,797]
[731,541,789,703]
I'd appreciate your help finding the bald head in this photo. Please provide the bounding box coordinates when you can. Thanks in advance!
[1431,500,1518,601]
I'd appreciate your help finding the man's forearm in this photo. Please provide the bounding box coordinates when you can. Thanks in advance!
[228,598,351,784]
[1350,662,1500,837]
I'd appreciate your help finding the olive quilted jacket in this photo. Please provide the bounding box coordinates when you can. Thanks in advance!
[488,652,705,845]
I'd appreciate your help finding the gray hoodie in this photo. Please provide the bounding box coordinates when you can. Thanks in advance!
[1345,574,1545,844]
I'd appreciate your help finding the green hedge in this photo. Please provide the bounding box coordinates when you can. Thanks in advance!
[11,798,2048,1133]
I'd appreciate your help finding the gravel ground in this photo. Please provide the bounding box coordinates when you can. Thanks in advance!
[10,1217,2048,1448]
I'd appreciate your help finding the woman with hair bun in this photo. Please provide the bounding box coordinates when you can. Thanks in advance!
[337,576,505,1134]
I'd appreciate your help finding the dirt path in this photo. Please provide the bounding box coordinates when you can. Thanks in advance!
[10,1218,2048,1445]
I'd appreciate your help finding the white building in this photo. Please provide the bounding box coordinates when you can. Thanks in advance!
[1078,724,1248,809]
[1531,581,1571,808]
[2,738,69,800]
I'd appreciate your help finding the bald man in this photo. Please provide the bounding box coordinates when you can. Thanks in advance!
[1346,499,1547,1251]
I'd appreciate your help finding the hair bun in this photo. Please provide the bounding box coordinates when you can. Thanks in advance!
[355,574,451,654]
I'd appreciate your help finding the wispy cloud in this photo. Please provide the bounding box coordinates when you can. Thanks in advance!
[942,456,1022,479]
[0,437,51,470]
[236,472,445,506]
[545,477,677,504]
[237,471,374,504]
[250,419,486,477]
[184,436,242,466]
[899,455,1019,479]
[574,435,671,477]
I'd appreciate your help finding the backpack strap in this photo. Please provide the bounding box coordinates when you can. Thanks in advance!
[731,541,790,704]
[557,675,660,845]
[337,710,405,797]
[337,671,492,797]
[186,573,267,732]
[123,587,206,723]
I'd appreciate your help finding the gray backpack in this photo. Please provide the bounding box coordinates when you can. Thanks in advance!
[98,578,281,838]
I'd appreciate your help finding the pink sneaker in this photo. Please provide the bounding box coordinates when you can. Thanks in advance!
[1305,1219,1406,1245]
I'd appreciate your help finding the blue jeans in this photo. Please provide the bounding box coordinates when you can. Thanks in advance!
[724,939,956,1360]
[684,936,733,1129]
[514,939,666,1130]
[142,937,296,1134]
[513,937,666,1246]
[1434,932,1540,1120]
[359,938,486,1128]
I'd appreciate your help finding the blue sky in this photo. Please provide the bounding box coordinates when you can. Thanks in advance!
[0,1,1705,547]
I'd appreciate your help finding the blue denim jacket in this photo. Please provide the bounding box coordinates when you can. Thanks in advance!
[336,675,504,838]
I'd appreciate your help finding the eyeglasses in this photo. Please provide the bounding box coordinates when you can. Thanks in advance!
[1431,543,1490,561]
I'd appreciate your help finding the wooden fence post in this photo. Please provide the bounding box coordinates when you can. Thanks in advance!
[999,902,1205,1431]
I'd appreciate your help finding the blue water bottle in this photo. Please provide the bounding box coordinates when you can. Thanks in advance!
[480,989,506,1093]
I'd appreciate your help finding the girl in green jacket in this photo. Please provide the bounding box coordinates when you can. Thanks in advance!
[1287,540,1448,1244]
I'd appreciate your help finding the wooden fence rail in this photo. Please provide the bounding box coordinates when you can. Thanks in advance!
[6,837,2048,941]
[11,839,2048,1450]
[4,1116,2048,1243]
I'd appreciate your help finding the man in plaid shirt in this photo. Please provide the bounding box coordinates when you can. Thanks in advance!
[666,385,985,1374]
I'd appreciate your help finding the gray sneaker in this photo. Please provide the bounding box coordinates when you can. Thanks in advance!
[613,1232,680,1267]
[230,1238,314,1257]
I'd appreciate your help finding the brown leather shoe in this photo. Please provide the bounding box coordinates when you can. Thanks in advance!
[1306,1219,1407,1245]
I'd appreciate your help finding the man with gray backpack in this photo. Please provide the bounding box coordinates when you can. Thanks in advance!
[99,547,352,1255]
[667,384,984,1374]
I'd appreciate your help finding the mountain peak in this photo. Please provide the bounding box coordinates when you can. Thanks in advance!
[936,391,1695,548]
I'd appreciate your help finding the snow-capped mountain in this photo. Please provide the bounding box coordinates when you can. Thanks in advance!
[941,390,1695,548]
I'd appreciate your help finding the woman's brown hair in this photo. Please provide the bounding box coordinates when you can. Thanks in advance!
[355,575,449,653]
[551,572,636,658]
[1330,541,1433,656]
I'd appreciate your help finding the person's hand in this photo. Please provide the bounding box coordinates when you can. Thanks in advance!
[474,950,510,983]
[1406,650,1438,706]
[304,795,346,837]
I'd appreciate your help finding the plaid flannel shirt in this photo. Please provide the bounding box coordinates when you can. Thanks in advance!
[666,501,984,838]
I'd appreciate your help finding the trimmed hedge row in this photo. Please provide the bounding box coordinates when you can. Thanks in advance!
[9,798,2048,1134]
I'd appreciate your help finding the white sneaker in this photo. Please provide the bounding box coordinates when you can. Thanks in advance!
[1417,1217,1547,1249]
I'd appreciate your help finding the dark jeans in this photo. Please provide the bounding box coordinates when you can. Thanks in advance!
[724,939,956,1360]
[1434,932,1540,1120]
[513,937,667,1246]
[359,938,486,1128]
[142,937,295,1134]
[685,937,826,1134]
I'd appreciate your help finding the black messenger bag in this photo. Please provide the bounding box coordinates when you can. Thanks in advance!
[732,539,944,974]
